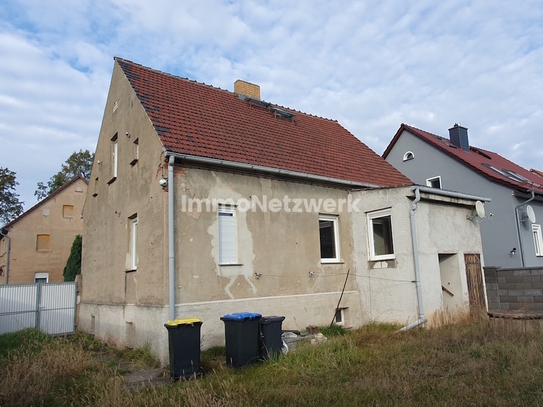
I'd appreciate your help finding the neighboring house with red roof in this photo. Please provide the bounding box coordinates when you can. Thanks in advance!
[80,58,486,363]
[0,175,87,285]
[384,123,543,270]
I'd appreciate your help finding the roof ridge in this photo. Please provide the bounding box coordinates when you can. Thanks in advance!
[115,57,338,123]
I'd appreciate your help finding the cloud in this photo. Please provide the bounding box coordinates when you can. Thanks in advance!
[1,0,543,208]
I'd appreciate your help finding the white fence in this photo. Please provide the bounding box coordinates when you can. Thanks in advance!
[0,282,77,335]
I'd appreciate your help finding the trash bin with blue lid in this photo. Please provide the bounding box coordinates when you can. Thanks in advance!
[259,316,285,360]
[164,318,203,380]
[220,312,262,368]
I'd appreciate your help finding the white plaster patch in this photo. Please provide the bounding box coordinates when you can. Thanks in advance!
[207,172,256,299]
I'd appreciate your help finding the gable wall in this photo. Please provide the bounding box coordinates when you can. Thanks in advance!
[385,130,542,268]
[0,179,87,284]
[81,62,168,306]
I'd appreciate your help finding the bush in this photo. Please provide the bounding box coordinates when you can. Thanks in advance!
[64,235,82,281]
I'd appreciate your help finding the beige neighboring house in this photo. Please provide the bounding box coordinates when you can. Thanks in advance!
[81,58,487,364]
[0,175,88,285]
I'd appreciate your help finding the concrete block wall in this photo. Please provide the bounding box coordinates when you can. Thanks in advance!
[485,266,543,311]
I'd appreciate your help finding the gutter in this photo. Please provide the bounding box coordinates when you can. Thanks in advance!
[0,229,10,284]
[413,186,491,202]
[167,156,175,321]
[515,191,535,268]
[166,152,380,189]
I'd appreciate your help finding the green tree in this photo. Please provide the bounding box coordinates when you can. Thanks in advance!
[63,235,82,282]
[0,167,24,226]
[35,150,94,200]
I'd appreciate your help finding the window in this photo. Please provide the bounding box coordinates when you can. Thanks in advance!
[0,238,6,256]
[368,209,395,260]
[129,216,138,270]
[319,215,340,263]
[34,272,49,284]
[533,224,543,257]
[334,308,346,326]
[403,151,415,161]
[426,176,442,189]
[219,205,238,264]
[108,133,118,183]
[130,138,139,165]
[36,234,51,252]
[63,205,75,218]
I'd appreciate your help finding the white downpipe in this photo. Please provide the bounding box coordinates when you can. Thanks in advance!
[168,155,176,321]
[397,187,427,332]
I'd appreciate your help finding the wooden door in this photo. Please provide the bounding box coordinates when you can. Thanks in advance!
[464,253,486,310]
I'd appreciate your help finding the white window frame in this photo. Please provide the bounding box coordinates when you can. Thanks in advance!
[319,214,340,263]
[367,208,395,261]
[34,272,49,284]
[426,176,442,189]
[219,204,238,265]
[403,151,415,161]
[130,217,138,269]
[533,224,543,257]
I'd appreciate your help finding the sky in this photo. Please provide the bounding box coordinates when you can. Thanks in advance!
[1,0,542,210]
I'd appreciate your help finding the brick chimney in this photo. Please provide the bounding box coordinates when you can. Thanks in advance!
[448,124,470,152]
[234,79,260,100]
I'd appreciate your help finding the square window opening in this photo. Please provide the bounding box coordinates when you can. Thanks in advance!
[36,234,51,252]
[63,205,75,218]
[426,176,442,189]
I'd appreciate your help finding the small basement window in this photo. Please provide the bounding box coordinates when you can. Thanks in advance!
[426,176,442,189]
[367,209,395,261]
[403,151,415,161]
[34,272,49,284]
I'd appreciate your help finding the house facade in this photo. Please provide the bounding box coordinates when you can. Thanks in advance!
[0,176,88,285]
[80,58,486,364]
[383,124,543,269]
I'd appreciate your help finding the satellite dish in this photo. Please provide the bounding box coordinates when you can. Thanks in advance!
[475,201,485,219]
[527,205,536,224]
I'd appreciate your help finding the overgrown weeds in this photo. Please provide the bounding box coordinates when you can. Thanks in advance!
[3,319,543,406]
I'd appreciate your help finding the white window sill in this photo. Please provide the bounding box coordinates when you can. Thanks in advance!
[219,263,243,267]
[369,256,396,262]
[320,260,344,264]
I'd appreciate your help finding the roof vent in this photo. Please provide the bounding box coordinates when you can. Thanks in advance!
[448,124,470,152]
[234,79,260,100]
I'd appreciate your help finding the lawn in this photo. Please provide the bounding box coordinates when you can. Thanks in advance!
[1,316,543,406]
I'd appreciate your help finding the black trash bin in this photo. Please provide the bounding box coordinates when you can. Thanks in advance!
[220,312,261,368]
[259,316,285,360]
[164,318,202,380]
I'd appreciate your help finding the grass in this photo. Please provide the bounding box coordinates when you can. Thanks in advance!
[2,316,543,406]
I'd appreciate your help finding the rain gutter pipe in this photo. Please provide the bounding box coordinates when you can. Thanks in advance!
[397,187,427,332]
[0,230,10,284]
[413,186,491,202]
[515,190,535,268]
[166,152,379,189]
[168,155,175,321]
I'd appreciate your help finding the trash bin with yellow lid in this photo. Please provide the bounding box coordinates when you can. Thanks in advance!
[164,318,203,380]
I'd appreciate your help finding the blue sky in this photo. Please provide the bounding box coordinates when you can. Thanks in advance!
[1,0,542,209]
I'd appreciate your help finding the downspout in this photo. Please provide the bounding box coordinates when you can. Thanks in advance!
[397,187,427,332]
[515,190,535,268]
[0,230,10,285]
[168,155,176,321]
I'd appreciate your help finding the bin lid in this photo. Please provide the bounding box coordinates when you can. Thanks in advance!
[259,316,285,324]
[165,318,202,327]
[220,312,262,321]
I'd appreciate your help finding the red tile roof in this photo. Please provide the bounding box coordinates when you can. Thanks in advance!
[383,123,543,194]
[115,58,412,188]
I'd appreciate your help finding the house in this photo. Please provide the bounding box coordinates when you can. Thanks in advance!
[0,175,88,285]
[80,58,486,364]
[383,123,543,269]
